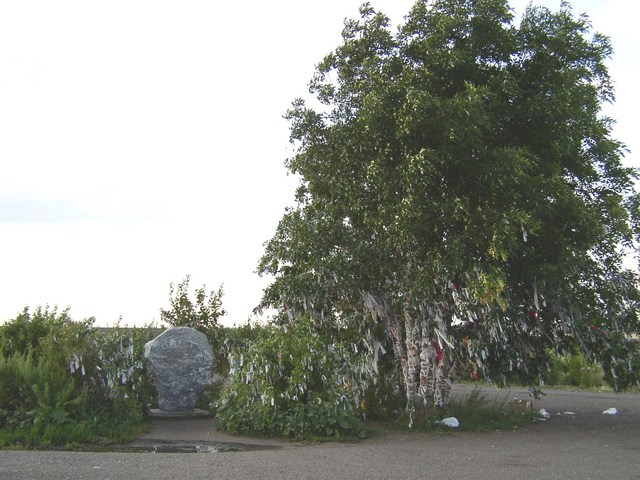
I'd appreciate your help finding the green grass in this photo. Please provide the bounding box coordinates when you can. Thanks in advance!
[382,387,538,433]
[0,418,149,450]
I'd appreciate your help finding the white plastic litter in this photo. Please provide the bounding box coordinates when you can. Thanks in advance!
[602,408,618,415]
[539,408,551,419]
[441,417,460,428]
[563,412,576,416]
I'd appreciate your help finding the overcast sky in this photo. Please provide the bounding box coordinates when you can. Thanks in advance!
[1,0,637,327]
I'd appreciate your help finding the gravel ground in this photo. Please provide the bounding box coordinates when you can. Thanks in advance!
[1,385,638,480]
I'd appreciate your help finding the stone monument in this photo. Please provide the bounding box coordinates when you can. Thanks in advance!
[144,327,213,413]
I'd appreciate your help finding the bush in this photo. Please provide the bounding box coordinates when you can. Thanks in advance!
[216,316,367,439]
[88,322,160,416]
[0,350,95,447]
[0,306,71,359]
[0,351,79,424]
[160,275,225,373]
[543,351,605,389]
[0,307,159,447]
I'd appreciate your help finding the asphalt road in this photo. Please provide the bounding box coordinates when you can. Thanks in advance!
[1,386,639,480]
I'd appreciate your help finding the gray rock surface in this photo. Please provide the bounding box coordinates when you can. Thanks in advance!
[144,327,213,412]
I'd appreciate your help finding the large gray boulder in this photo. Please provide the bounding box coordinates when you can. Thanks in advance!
[144,327,213,412]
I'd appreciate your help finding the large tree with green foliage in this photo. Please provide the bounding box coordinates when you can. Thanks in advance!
[259,0,640,411]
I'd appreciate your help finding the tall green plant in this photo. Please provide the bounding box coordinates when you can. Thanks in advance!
[160,275,226,372]
[0,351,86,444]
[0,307,158,447]
[217,316,369,439]
[86,322,160,418]
[544,350,605,389]
[0,306,74,359]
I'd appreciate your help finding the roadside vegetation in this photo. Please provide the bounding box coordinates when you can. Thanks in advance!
[0,306,158,448]
[542,351,607,391]
[0,275,225,449]
[0,297,630,448]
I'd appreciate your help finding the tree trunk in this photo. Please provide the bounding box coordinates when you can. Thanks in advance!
[419,315,436,406]
[403,307,420,411]
[425,306,453,408]
[363,293,454,414]
[362,293,409,406]
[384,305,409,407]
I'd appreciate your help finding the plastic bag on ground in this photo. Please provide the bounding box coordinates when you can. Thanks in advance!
[441,417,460,428]
[538,408,551,419]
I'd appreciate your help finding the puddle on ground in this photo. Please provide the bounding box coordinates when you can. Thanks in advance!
[105,442,282,454]
[151,444,243,453]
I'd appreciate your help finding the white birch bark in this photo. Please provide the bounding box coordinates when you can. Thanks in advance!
[403,307,420,411]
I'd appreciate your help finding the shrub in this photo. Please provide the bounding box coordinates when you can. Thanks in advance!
[0,307,159,447]
[0,306,72,359]
[87,322,159,416]
[216,316,368,439]
[0,350,92,447]
[0,352,77,422]
[543,350,605,389]
[160,275,225,373]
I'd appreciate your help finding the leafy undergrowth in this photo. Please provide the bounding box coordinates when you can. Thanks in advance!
[215,316,370,441]
[0,306,157,451]
[0,418,149,450]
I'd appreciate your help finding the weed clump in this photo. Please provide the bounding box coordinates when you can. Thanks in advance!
[398,387,538,433]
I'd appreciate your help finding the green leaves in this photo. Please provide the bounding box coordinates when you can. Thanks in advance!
[160,275,225,369]
[216,316,365,439]
[160,275,225,332]
[261,0,640,405]
[0,309,157,447]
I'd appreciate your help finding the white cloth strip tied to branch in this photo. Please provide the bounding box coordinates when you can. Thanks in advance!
[435,328,454,349]
[372,339,385,375]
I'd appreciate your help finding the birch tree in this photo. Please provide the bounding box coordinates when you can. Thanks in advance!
[259,0,640,411]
